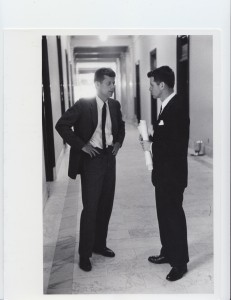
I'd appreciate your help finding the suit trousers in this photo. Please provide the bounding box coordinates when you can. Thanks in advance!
[78,146,116,258]
[155,185,189,267]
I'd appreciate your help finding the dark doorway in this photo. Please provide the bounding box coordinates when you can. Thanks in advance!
[177,35,190,116]
[150,49,157,125]
[42,36,56,182]
[56,36,66,115]
[135,62,141,122]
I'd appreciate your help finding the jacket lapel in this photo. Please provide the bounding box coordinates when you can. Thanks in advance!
[90,98,98,130]
[108,99,117,133]
[154,95,177,130]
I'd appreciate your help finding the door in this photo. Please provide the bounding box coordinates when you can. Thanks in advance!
[177,35,190,116]
[150,49,157,125]
[135,62,141,122]
[42,36,56,182]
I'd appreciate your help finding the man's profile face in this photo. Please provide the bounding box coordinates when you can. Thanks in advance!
[96,75,115,99]
[149,76,161,98]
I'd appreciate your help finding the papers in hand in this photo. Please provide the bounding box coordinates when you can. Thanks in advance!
[138,120,153,171]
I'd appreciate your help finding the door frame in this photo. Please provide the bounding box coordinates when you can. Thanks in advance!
[135,61,141,122]
[42,36,56,182]
[176,35,190,116]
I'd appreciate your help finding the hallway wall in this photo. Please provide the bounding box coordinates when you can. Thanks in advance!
[132,35,177,126]
[60,36,72,110]
[43,36,74,205]
[131,35,213,157]
[189,35,213,156]
[46,36,63,165]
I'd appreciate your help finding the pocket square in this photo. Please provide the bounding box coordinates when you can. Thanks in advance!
[158,120,164,126]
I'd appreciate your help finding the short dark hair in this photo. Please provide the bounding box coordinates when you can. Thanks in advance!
[94,68,116,82]
[147,66,175,89]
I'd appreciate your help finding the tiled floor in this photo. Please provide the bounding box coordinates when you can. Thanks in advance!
[43,123,213,294]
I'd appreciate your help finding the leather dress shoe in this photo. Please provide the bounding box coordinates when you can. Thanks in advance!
[79,256,92,272]
[166,265,187,281]
[148,254,169,264]
[93,247,115,257]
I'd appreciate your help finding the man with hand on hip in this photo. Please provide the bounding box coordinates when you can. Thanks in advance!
[140,66,190,281]
[56,68,125,272]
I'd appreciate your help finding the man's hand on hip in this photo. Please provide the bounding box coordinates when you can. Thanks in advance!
[82,144,100,158]
[112,142,121,156]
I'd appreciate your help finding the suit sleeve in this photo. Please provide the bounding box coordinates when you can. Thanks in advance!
[55,100,85,151]
[115,101,125,146]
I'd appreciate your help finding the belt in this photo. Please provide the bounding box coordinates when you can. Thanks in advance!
[94,146,113,153]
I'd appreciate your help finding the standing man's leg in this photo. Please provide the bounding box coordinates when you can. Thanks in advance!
[94,148,116,251]
[155,185,189,267]
[78,153,106,259]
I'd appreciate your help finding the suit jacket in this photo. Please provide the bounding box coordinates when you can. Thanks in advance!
[151,95,190,188]
[55,97,125,179]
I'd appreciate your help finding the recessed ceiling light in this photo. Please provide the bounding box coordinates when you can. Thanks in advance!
[99,35,108,42]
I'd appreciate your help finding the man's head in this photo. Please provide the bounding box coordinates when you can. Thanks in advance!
[147,66,175,100]
[94,68,116,101]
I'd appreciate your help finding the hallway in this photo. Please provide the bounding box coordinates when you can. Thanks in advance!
[43,123,213,294]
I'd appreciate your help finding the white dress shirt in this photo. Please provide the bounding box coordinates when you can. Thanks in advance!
[150,92,176,153]
[89,96,113,149]
[159,92,176,116]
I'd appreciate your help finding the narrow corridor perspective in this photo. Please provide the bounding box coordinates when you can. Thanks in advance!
[43,123,213,294]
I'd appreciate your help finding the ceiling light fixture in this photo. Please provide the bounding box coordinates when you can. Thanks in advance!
[99,35,108,42]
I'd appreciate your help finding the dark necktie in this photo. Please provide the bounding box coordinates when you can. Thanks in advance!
[158,105,163,120]
[102,103,107,150]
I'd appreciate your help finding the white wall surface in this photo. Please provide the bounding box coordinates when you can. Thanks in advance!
[132,35,177,126]
[46,36,63,164]
[189,35,213,155]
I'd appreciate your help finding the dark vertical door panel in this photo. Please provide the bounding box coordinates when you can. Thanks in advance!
[135,62,141,122]
[150,49,157,125]
[177,35,190,117]
[42,36,55,182]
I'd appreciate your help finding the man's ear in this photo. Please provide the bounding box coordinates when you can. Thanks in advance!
[95,81,100,89]
[159,82,165,90]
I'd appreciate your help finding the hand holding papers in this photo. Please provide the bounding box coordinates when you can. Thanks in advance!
[138,120,153,171]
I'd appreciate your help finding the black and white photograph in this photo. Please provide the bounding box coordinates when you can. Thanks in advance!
[2,0,230,300]
[42,33,214,294]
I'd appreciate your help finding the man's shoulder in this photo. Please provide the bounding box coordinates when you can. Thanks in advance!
[168,94,184,111]
[74,97,96,106]
[108,98,121,106]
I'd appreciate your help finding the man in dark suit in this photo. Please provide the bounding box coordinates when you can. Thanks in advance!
[55,68,125,272]
[141,66,190,281]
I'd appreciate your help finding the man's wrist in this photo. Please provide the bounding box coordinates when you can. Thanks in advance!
[150,142,153,153]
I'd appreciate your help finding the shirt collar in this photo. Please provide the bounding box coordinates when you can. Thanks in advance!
[161,92,176,111]
[96,95,108,108]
